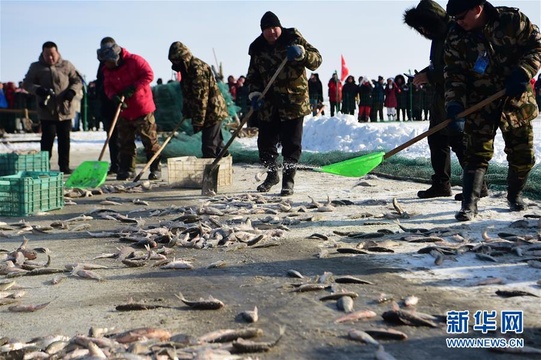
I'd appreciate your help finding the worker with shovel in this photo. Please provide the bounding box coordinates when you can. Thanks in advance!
[99,41,161,181]
[403,0,489,201]
[444,0,541,221]
[168,41,228,158]
[246,11,322,196]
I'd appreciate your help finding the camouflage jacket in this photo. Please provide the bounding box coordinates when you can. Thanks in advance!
[170,43,228,127]
[444,2,541,127]
[246,28,322,121]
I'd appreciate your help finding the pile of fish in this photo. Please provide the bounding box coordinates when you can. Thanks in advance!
[3,189,541,359]
[0,325,285,359]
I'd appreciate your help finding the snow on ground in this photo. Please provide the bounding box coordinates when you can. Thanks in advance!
[3,114,541,166]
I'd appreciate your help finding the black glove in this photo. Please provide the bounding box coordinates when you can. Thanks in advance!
[505,67,530,98]
[63,89,76,102]
[119,85,136,99]
[36,87,53,97]
[113,95,128,109]
[446,102,465,136]
[192,125,202,134]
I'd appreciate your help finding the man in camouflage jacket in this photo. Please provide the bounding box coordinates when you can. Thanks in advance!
[444,0,541,221]
[168,41,228,158]
[246,11,322,196]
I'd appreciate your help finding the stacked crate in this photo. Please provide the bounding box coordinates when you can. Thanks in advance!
[0,152,64,216]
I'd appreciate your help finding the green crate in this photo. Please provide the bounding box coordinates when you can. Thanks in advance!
[0,152,50,176]
[0,171,64,217]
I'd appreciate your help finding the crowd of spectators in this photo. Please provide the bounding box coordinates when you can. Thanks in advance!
[1,71,539,135]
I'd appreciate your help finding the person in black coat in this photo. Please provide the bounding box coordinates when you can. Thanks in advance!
[308,73,324,116]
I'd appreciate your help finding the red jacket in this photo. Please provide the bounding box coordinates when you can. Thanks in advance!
[328,79,342,102]
[384,82,399,108]
[103,48,155,121]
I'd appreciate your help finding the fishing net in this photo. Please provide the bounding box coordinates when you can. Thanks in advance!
[149,82,541,200]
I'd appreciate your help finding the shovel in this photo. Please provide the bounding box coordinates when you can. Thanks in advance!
[65,96,124,188]
[320,90,506,177]
[201,57,288,196]
[132,117,188,182]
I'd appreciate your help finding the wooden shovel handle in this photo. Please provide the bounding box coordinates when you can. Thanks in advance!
[133,117,188,182]
[207,57,289,169]
[384,90,505,159]
[98,96,125,161]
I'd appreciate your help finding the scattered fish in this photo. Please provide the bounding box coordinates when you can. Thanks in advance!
[495,290,539,298]
[319,292,359,301]
[334,275,374,285]
[199,327,263,343]
[336,296,354,313]
[334,310,377,323]
[239,306,259,323]
[175,292,225,310]
[365,328,408,341]
[231,326,285,353]
[348,329,379,346]
[375,345,398,360]
[8,300,52,312]
[286,269,304,279]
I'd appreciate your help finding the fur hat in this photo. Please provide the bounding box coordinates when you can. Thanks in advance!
[97,42,121,62]
[446,0,485,16]
[404,0,448,40]
[260,11,281,31]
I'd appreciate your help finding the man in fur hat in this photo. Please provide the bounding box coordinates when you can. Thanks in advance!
[404,0,486,201]
[246,11,322,196]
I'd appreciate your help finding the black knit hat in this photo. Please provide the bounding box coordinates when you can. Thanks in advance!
[446,0,485,16]
[260,11,282,30]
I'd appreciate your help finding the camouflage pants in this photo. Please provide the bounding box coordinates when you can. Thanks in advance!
[116,113,160,165]
[463,110,535,177]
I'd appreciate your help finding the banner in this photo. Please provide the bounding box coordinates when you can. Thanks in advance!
[341,55,349,82]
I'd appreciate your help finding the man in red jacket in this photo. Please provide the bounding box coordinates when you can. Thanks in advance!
[98,41,161,181]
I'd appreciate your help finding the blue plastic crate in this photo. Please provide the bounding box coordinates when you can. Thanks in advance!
[0,171,64,216]
[0,152,49,176]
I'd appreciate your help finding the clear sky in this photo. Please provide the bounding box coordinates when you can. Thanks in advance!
[1,0,540,86]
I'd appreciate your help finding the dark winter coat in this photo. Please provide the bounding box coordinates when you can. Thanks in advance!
[246,27,322,121]
[23,52,82,121]
[341,76,357,113]
[358,81,373,106]
[404,0,450,124]
[395,75,410,109]
[308,74,324,102]
[372,81,385,104]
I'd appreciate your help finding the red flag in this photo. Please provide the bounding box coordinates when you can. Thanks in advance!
[341,55,349,82]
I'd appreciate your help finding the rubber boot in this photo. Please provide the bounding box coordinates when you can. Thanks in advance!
[507,168,528,211]
[455,180,488,201]
[257,167,280,192]
[455,168,485,222]
[280,167,296,196]
[117,155,136,181]
[148,155,161,181]
[417,180,452,199]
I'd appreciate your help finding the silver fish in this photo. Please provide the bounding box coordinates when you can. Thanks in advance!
[336,296,354,313]
[198,327,263,343]
[175,292,225,310]
[348,329,379,346]
[239,306,259,323]
[232,326,285,353]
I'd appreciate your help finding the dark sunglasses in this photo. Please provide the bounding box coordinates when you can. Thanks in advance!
[452,8,471,21]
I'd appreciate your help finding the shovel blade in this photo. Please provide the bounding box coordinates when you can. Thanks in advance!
[319,151,385,177]
[65,161,110,188]
[201,164,220,196]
